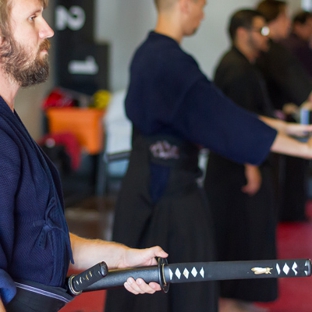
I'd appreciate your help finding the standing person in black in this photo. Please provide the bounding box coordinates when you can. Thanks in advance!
[256,0,312,222]
[281,11,312,80]
[105,1,312,312]
[204,9,278,312]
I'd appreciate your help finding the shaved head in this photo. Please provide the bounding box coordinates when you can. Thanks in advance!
[154,0,199,11]
[154,0,177,11]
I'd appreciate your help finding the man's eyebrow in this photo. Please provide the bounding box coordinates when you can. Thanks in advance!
[26,7,43,17]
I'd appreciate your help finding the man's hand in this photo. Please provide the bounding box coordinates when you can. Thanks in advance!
[241,164,262,196]
[69,233,168,295]
[0,299,6,312]
[124,277,161,294]
[118,245,168,268]
[119,246,168,295]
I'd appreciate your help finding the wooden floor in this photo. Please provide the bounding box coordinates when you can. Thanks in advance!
[60,197,312,312]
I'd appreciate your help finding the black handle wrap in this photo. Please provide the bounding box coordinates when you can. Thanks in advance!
[68,261,108,295]
[84,265,159,292]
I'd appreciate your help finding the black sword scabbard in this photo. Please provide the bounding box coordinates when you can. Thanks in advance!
[164,259,311,284]
[82,258,312,294]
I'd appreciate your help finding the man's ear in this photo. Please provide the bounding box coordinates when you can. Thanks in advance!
[179,0,191,14]
[236,27,248,40]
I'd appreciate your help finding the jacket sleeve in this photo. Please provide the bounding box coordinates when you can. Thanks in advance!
[173,77,277,165]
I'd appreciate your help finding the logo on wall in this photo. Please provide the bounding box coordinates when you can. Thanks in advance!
[55,5,86,31]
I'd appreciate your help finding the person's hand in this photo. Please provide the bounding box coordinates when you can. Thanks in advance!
[118,246,168,295]
[307,135,312,152]
[124,277,161,294]
[300,101,312,111]
[241,164,262,196]
[118,245,168,268]
[282,103,298,116]
[284,123,312,137]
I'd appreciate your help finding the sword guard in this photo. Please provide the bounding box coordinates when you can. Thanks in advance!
[158,257,169,293]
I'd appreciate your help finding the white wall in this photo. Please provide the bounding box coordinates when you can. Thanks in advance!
[95,0,305,91]
[95,0,269,91]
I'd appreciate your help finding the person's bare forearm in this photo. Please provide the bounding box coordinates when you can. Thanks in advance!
[260,115,312,137]
[270,132,311,158]
[69,233,129,271]
[259,116,286,132]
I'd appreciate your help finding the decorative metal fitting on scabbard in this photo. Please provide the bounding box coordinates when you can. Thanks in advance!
[158,257,169,293]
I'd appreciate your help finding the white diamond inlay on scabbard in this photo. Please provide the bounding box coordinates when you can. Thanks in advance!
[276,264,281,275]
[175,268,181,279]
[169,269,173,280]
[200,268,205,278]
[292,262,298,275]
[305,260,310,276]
[191,267,198,277]
[183,269,189,279]
[283,263,290,275]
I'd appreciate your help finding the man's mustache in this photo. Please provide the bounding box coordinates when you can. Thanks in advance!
[39,39,51,52]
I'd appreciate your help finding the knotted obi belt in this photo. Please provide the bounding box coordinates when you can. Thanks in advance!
[134,133,200,171]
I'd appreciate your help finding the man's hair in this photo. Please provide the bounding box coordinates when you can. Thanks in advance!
[228,9,265,41]
[256,0,287,23]
[293,10,312,25]
[0,0,13,39]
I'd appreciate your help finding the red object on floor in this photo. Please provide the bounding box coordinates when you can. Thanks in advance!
[59,290,106,312]
[256,201,312,312]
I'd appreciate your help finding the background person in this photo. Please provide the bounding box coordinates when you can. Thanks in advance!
[256,0,312,222]
[280,10,312,80]
[204,9,277,312]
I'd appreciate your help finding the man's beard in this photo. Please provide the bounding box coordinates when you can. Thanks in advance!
[0,38,50,87]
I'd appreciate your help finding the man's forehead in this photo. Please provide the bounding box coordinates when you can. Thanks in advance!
[10,0,45,10]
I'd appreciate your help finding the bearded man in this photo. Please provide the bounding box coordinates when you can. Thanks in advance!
[0,1,168,311]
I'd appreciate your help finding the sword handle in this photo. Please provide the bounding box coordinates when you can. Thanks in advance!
[68,261,108,295]
[84,265,159,292]
[84,258,169,293]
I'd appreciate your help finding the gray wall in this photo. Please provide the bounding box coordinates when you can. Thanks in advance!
[95,0,302,92]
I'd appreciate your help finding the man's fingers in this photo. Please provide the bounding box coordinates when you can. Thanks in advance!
[124,278,159,295]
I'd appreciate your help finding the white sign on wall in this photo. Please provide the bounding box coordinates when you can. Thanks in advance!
[55,5,86,31]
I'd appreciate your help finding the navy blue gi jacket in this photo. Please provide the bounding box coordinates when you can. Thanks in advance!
[0,97,73,304]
